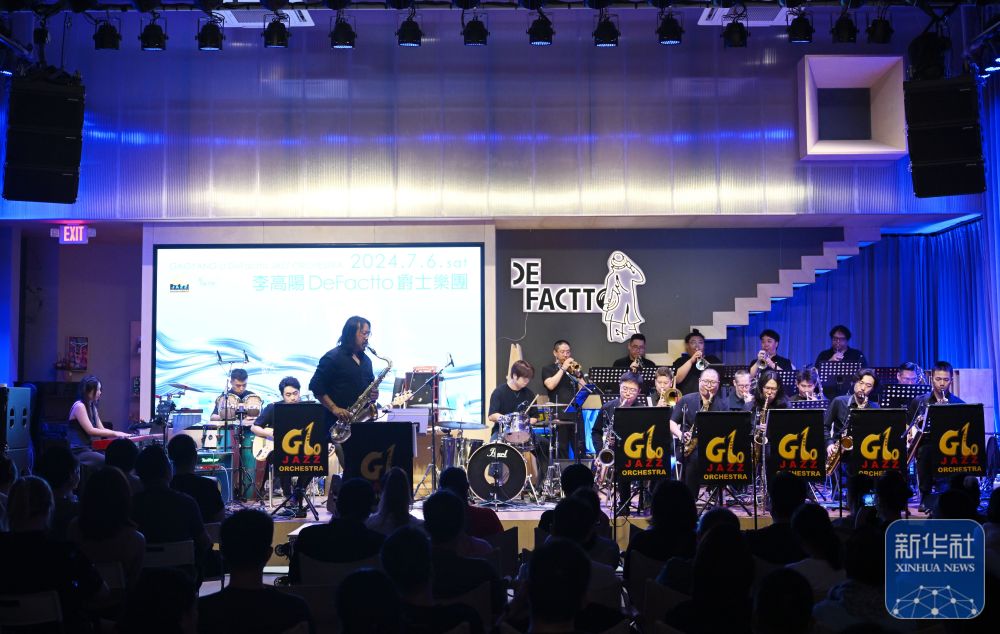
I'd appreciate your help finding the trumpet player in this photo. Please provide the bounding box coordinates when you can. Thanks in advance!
[748,329,795,381]
[815,325,868,366]
[651,367,678,406]
[905,361,964,511]
[823,369,878,463]
[542,340,588,458]
[613,334,656,372]
[670,368,726,497]
[790,367,825,402]
[673,329,723,395]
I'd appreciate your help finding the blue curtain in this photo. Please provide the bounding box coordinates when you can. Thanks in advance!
[981,79,1000,435]
[717,220,990,375]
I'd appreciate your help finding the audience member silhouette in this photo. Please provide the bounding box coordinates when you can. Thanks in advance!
[167,434,225,524]
[527,538,592,634]
[34,445,81,541]
[118,567,197,634]
[813,526,894,631]
[104,438,143,494]
[753,568,814,634]
[337,568,402,634]
[657,507,740,592]
[624,480,697,580]
[0,453,17,532]
[439,466,504,538]
[568,488,620,569]
[744,472,808,565]
[538,465,611,537]
[366,467,423,535]
[787,502,845,601]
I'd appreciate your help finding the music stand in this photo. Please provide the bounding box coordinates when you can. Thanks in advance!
[817,362,862,400]
[717,365,749,385]
[774,370,798,397]
[787,399,829,410]
[880,384,931,409]
[694,411,753,517]
[586,367,631,395]
[565,383,596,463]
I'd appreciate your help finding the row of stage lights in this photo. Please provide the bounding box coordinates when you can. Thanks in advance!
[90,6,894,51]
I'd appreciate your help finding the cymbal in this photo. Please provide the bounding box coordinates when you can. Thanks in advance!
[533,420,577,426]
[530,402,569,409]
[439,421,487,430]
[408,404,455,410]
[169,383,202,393]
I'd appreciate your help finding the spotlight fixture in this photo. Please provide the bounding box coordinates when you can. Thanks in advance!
[832,11,858,43]
[593,10,619,48]
[139,16,167,50]
[462,12,489,47]
[866,12,892,44]
[786,9,814,44]
[329,12,356,49]
[263,13,290,48]
[656,11,683,46]
[93,19,121,50]
[197,16,225,51]
[397,9,422,47]
[722,21,748,48]
[528,9,554,46]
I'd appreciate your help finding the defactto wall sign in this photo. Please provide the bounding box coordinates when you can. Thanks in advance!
[510,251,646,343]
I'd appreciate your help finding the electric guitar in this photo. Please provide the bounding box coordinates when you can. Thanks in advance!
[391,390,414,407]
[251,434,273,461]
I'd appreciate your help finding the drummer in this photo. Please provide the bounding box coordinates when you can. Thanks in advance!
[487,360,538,437]
[210,368,260,421]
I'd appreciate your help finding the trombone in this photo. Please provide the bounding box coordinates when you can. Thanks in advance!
[657,387,682,408]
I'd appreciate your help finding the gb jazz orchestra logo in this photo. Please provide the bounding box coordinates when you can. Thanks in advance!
[938,422,980,469]
[776,428,821,476]
[280,421,324,468]
[621,426,668,477]
[703,430,748,481]
[858,427,902,474]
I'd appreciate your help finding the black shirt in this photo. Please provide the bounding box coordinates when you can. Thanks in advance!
[198,587,314,634]
[488,383,536,436]
[591,397,644,446]
[430,548,506,617]
[289,518,384,583]
[669,391,729,432]
[672,354,724,395]
[309,345,375,411]
[823,394,879,444]
[723,389,753,412]
[815,347,868,367]
[171,473,224,523]
[211,388,260,416]
[905,392,965,427]
[402,602,484,634]
[541,363,582,417]
[612,356,657,369]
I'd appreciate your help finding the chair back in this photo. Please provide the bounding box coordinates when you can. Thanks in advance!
[533,527,548,551]
[143,540,196,568]
[643,581,689,634]
[276,584,338,634]
[625,551,666,613]
[204,522,222,545]
[297,554,379,587]
[483,527,518,578]
[587,580,623,611]
[439,581,492,630]
[0,591,62,628]
[94,561,127,591]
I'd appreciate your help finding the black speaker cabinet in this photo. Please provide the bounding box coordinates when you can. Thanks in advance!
[2,76,85,204]
[904,76,985,199]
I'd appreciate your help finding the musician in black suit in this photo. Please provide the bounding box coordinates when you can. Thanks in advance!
[591,372,645,454]
[612,334,657,371]
[670,368,728,497]
[823,369,879,458]
[905,361,965,511]
[673,329,723,395]
[814,325,868,367]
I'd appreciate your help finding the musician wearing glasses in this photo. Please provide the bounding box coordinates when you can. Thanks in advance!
[250,376,308,511]
[670,369,727,496]
[309,316,375,424]
[815,325,868,367]
[591,373,646,457]
[613,334,657,372]
[895,361,924,385]
[672,329,724,395]
[748,329,794,380]
[790,367,825,402]
[823,369,879,459]
[905,361,964,511]
[542,340,587,458]
[724,369,755,411]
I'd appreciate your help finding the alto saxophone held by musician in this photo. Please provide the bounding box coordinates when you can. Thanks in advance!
[330,346,392,444]
[825,387,866,476]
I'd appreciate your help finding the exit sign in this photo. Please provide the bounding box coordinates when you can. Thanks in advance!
[51,225,92,245]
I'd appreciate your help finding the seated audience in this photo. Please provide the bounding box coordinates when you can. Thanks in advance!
[167,434,225,524]
[365,466,423,536]
[439,466,504,539]
[813,527,898,632]
[68,466,146,588]
[34,444,81,541]
[538,464,611,538]
[131,445,212,579]
[854,470,911,529]
[0,453,17,531]
[744,472,808,565]
[658,507,740,592]
[119,568,197,634]
[289,477,384,583]
[787,502,845,601]
[528,539,592,634]
[753,568,814,634]
[198,509,313,634]
[663,524,755,634]
[548,496,619,595]
[570,488,621,569]
[624,480,697,580]
[105,438,143,494]
[337,568,402,634]
[422,490,505,616]
[0,476,107,631]
[381,526,484,634]
[932,488,981,521]
[831,473,874,535]
[987,489,1000,577]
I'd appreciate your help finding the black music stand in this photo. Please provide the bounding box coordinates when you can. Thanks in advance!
[717,365,749,385]
[611,406,673,522]
[270,402,328,521]
[774,370,798,397]
[817,362,862,400]
[565,383,596,463]
[880,384,931,409]
[695,411,753,517]
[787,399,829,410]
[586,367,630,395]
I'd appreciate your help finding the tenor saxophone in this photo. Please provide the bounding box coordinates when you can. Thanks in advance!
[330,347,392,444]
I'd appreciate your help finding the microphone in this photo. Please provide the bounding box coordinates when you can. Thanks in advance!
[447,353,455,368]
[217,350,223,364]
[243,350,249,364]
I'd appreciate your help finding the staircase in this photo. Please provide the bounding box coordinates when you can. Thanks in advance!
[665,225,883,359]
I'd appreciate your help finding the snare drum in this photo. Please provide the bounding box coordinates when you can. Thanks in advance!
[500,413,533,447]
[440,437,484,470]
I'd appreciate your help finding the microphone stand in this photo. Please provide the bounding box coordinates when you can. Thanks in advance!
[412,354,454,496]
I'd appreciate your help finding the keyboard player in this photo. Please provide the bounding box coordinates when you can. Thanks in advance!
[68,375,130,469]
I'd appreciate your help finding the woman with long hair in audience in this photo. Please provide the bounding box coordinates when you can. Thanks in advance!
[68,375,129,469]
[623,480,697,580]
[787,502,845,601]
[68,466,146,588]
[365,466,423,535]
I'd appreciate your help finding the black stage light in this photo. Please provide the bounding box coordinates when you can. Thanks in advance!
[330,14,356,49]
[787,12,814,44]
[593,11,619,48]
[397,13,422,47]
[197,18,225,51]
[139,20,167,51]
[263,15,289,48]
[462,15,489,46]
[657,12,683,45]
[722,20,747,48]
[832,12,858,43]
[867,16,892,44]
[94,20,121,50]
[528,10,554,46]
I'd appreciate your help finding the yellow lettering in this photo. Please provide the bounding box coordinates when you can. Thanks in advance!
[624,432,645,459]
[282,429,303,454]
[706,436,726,463]
[778,429,818,461]
[860,432,881,460]
[940,429,959,456]
[362,444,397,481]
[778,433,798,460]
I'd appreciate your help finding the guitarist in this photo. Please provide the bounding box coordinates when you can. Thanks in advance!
[251,376,308,515]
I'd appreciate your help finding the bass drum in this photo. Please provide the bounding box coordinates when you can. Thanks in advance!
[467,442,533,503]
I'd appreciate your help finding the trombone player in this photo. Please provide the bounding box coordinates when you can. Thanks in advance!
[905,361,964,511]
[542,339,588,458]
[651,367,680,407]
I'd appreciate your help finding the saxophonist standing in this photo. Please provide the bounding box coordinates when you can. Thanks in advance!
[823,369,879,470]
[670,368,727,498]
[310,316,376,425]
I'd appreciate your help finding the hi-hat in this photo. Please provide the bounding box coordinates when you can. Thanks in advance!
[439,421,487,430]
[530,402,569,409]
[169,383,202,393]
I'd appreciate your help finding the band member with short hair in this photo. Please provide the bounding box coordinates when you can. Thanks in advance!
[651,367,676,406]
[895,361,924,385]
[613,334,657,372]
[250,377,309,515]
[670,368,728,497]
[488,360,537,438]
[905,361,965,511]
[211,368,260,421]
[823,369,879,458]
[672,329,723,395]
[542,340,587,458]
[815,325,868,366]
[748,329,794,380]
[724,369,755,411]
[68,375,129,468]
[309,316,375,424]
[591,372,646,455]
[790,367,824,402]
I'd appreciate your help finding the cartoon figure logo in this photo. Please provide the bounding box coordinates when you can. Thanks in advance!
[602,251,646,343]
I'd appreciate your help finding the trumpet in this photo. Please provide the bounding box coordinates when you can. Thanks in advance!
[694,356,710,371]
[756,351,768,371]
[658,387,682,408]
[565,360,582,376]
